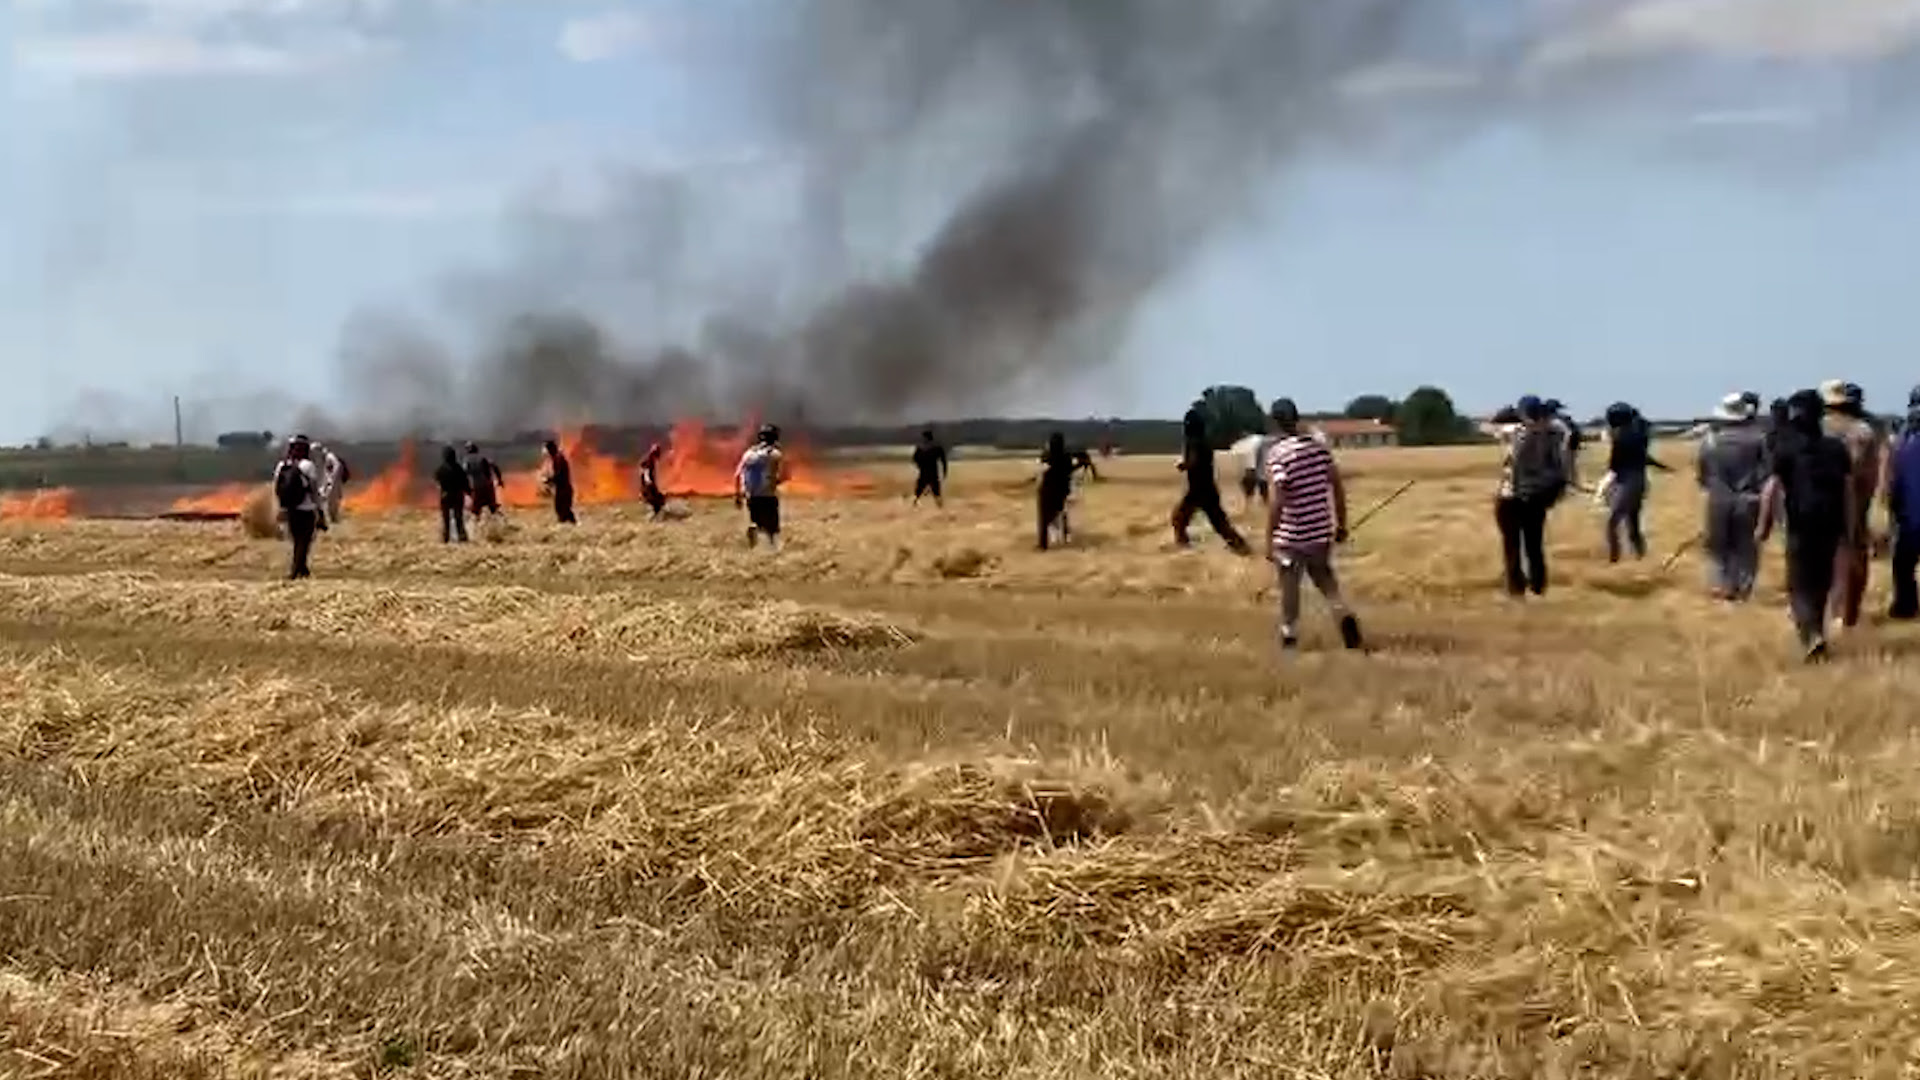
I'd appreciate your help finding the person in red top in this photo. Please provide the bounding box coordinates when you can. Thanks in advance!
[1263,398,1362,651]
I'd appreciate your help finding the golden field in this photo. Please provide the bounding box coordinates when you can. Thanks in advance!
[2,444,1919,1079]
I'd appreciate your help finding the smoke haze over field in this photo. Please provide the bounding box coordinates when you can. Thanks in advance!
[14,0,1920,441]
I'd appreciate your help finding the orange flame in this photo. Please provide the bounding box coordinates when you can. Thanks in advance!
[166,422,867,516]
[0,488,77,520]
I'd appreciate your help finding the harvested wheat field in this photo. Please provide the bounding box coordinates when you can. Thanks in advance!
[3,444,1920,1078]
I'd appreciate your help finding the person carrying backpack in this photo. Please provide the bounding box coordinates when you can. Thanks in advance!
[1495,395,1568,597]
[272,435,322,579]
[1696,391,1771,601]
[1759,389,1856,661]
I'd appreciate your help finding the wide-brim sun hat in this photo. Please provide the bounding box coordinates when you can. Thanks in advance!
[1714,392,1755,422]
[1820,379,1851,408]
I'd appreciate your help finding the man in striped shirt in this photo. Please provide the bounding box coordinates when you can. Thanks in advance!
[1264,398,1363,651]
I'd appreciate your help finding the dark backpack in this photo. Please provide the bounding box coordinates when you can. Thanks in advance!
[1509,426,1566,502]
[274,463,310,511]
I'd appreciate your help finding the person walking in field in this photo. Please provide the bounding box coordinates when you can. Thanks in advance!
[1494,395,1569,598]
[735,424,785,549]
[1596,402,1669,563]
[543,439,577,524]
[1263,398,1362,651]
[1884,387,1920,620]
[434,445,470,543]
[1036,431,1077,550]
[464,442,503,522]
[312,440,348,525]
[1759,389,1855,661]
[639,443,668,519]
[272,435,322,580]
[1231,431,1272,509]
[1820,380,1885,629]
[1696,392,1771,601]
[911,428,948,507]
[1171,400,1251,554]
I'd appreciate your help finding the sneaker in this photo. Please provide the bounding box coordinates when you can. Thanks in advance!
[1804,637,1830,663]
[1280,633,1299,651]
[1339,614,1364,650]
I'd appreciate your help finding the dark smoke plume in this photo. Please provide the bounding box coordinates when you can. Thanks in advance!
[326,0,1918,434]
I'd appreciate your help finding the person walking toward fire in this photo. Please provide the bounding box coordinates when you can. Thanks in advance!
[542,439,577,524]
[434,445,470,543]
[271,435,322,580]
[1171,400,1251,554]
[1036,432,1077,550]
[464,442,503,523]
[736,424,785,549]
[1263,398,1363,651]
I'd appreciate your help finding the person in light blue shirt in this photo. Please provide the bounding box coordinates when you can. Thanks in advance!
[735,424,786,549]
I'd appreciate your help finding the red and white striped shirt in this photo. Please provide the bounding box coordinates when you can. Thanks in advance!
[1265,434,1338,548]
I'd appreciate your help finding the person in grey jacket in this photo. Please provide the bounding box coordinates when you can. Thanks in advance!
[1697,391,1771,600]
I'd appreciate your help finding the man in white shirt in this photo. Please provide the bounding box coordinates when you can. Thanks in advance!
[312,441,346,524]
[272,435,322,579]
[1230,432,1271,509]
[735,424,786,549]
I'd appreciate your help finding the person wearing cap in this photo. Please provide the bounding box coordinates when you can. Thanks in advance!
[639,442,668,518]
[1696,392,1770,600]
[1171,399,1251,555]
[1495,395,1569,597]
[735,424,785,549]
[272,435,322,579]
[1820,379,1884,628]
[1885,386,1920,619]
[542,438,577,524]
[1597,402,1669,563]
[1262,398,1362,650]
[464,441,504,522]
[1760,389,1855,661]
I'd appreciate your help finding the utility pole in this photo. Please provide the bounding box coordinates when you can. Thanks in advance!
[173,395,186,482]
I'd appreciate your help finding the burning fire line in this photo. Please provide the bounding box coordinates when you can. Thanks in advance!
[162,420,871,517]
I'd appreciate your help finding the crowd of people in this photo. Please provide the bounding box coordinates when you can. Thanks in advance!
[262,383,1920,662]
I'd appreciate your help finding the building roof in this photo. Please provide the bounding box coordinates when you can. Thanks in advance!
[1314,419,1397,437]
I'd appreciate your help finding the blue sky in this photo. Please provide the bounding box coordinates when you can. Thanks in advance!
[4,0,1920,443]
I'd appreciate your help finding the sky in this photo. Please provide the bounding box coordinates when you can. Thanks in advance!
[4,0,1920,443]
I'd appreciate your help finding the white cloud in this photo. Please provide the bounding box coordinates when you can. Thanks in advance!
[1337,62,1485,101]
[1530,0,1920,69]
[556,9,662,63]
[12,30,388,78]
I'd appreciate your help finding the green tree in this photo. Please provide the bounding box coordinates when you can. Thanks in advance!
[1344,394,1397,421]
[1396,386,1467,446]
[1194,385,1267,448]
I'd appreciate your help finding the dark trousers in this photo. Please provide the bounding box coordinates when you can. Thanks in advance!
[1789,531,1841,647]
[914,473,942,502]
[1606,472,1648,562]
[1038,486,1069,550]
[286,508,317,579]
[1496,495,1550,596]
[440,499,468,542]
[642,484,666,517]
[1892,530,1920,619]
[469,490,499,521]
[553,486,576,524]
[1172,482,1247,551]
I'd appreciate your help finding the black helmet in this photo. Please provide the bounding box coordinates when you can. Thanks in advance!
[1604,402,1634,427]
[758,423,780,444]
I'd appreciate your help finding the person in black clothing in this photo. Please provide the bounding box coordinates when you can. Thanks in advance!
[543,439,577,524]
[1759,389,1856,661]
[1600,402,1670,562]
[464,442,503,522]
[435,445,470,542]
[1037,432,1076,550]
[911,429,948,507]
[274,435,321,580]
[639,443,667,518]
[1170,401,1250,554]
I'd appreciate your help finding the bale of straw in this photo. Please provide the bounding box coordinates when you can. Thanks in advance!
[932,548,994,579]
[239,487,281,540]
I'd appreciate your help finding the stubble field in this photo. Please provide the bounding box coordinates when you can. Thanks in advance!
[2,445,1919,1079]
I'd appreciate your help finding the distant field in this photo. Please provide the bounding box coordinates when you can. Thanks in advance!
[2,444,1914,1077]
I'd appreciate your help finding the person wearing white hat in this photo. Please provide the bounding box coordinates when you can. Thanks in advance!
[1820,379,1884,628]
[1696,391,1769,600]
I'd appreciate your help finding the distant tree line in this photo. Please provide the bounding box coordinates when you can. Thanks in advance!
[1187,384,1477,448]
